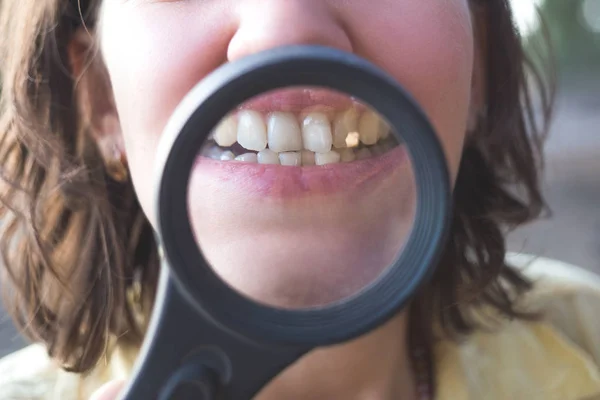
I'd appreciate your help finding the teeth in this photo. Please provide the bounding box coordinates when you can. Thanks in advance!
[315,151,341,165]
[220,150,235,161]
[379,120,391,140]
[235,153,258,163]
[213,116,238,147]
[267,112,303,153]
[332,108,359,149]
[301,150,315,166]
[356,148,372,160]
[358,111,383,146]
[257,149,280,164]
[279,152,301,166]
[237,110,267,151]
[339,148,356,163]
[302,112,333,153]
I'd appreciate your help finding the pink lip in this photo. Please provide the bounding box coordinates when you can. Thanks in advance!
[192,146,407,199]
[237,88,363,114]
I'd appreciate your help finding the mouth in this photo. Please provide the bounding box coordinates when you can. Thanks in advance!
[186,89,415,307]
[193,89,407,198]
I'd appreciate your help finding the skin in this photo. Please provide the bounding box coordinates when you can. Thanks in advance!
[75,0,479,398]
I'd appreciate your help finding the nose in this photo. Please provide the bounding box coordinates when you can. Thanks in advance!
[227,0,353,61]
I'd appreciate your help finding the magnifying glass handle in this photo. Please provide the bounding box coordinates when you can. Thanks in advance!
[120,266,309,400]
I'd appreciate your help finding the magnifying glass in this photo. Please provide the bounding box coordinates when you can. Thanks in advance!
[120,45,451,400]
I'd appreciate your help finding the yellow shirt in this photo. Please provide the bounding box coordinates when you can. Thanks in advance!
[1,254,599,400]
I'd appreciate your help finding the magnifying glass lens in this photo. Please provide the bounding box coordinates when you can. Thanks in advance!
[187,86,416,310]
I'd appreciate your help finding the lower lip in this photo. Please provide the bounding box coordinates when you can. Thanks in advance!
[191,145,408,199]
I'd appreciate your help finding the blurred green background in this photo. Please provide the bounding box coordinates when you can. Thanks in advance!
[507,0,600,275]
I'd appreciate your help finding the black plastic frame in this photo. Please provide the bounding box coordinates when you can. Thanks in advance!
[154,45,452,347]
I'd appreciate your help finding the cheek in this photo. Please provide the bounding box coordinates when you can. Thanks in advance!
[349,1,474,181]
[99,2,234,220]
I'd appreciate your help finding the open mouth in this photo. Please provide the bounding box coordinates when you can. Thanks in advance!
[192,89,408,199]
[201,104,400,166]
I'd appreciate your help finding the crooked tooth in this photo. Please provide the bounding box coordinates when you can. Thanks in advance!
[301,150,315,166]
[339,148,356,163]
[220,151,235,161]
[267,112,302,153]
[379,120,391,140]
[302,112,333,153]
[279,152,301,166]
[333,108,359,149]
[315,151,341,165]
[213,115,238,147]
[356,148,372,160]
[235,153,258,163]
[257,149,280,165]
[237,110,267,151]
[358,111,383,146]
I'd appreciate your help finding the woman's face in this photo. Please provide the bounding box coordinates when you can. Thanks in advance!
[98,0,474,307]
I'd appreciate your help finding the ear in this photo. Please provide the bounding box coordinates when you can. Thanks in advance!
[467,8,488,134]
[67,28,128,182]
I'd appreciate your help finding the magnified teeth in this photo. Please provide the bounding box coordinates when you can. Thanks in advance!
[279,152,302,166]
[237,110,267,151]
[379,120,390,140]
[235,153,258,163]
[356,148,372,160]
[358,111,382,146]
[267,112,302,153]
[213,116,238,147]
[315,151,341,165]
[220,150,235,161]
[333,108,359,149]
[257,149,280,165]
[339,148,356,163]
[302,112,333,153]
[207,105,399,165]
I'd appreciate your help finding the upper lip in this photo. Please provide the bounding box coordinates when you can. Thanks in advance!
[237,88,360,114]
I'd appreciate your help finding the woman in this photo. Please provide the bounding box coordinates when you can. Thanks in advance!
[0,0,599,399]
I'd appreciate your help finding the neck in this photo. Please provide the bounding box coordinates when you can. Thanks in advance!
[256,311,419,400]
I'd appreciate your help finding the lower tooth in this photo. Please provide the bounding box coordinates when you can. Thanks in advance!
[356,148,372,160]
[220,151,235,161]
[315,151,341,165]
[235,153,258,163]
[301,150,315,166]
[339,148,356,163]
[257,149,280,165]
[279,152,301,166]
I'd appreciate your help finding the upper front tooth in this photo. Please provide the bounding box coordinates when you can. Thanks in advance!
[237,110,267,151]
[257,149,280,164]
[213,115,238,147]
[333,108,359,149]
[268,112,303,153]
[358,111,382,145]
[302,112,333,153]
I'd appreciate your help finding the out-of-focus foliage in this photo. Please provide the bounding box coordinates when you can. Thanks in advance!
[529,0,600,77]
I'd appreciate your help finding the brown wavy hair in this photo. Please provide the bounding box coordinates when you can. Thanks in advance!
[0,0,554,381]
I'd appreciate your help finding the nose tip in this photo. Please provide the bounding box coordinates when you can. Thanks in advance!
[227,0,353,62]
